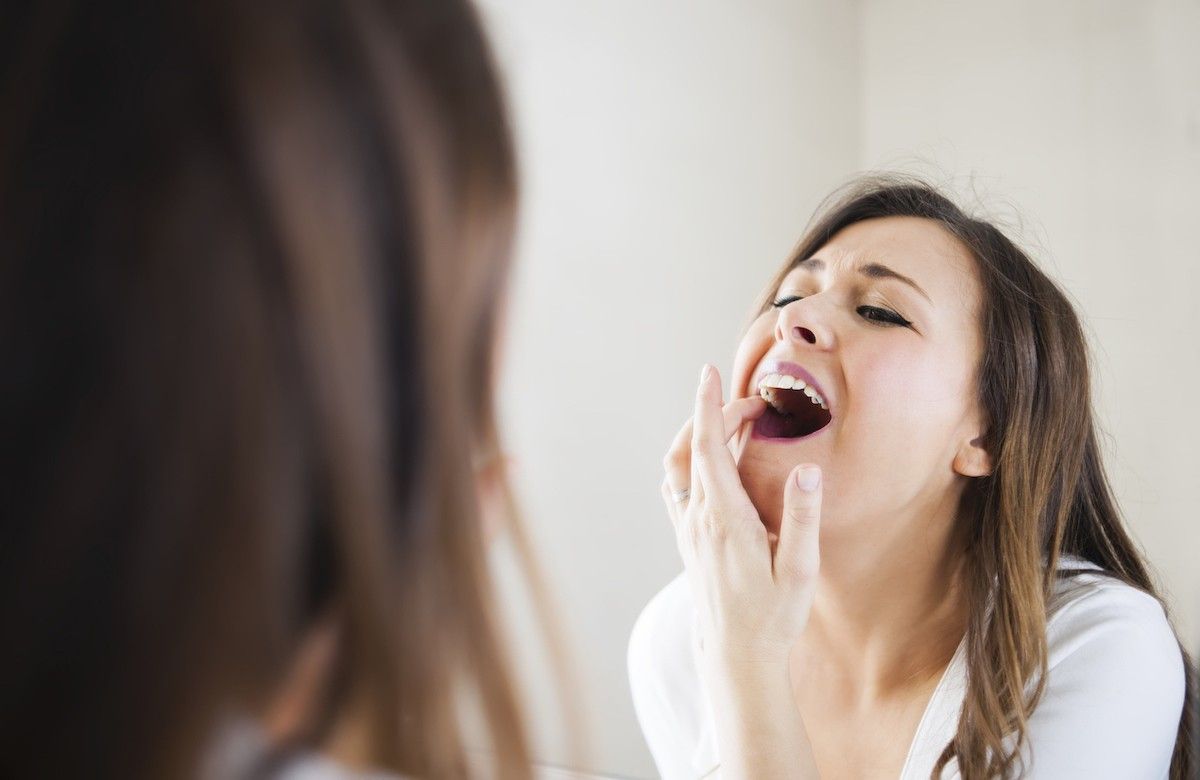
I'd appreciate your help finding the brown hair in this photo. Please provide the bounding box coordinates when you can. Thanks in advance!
[0,1,575,777]
[746,173,1196,779]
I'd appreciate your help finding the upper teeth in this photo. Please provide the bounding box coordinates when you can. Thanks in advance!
[757,373,828,410]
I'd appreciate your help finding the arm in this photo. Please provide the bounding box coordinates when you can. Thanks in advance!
[703,655,821,779]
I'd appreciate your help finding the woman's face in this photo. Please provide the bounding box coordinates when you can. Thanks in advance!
[729,215,992,541]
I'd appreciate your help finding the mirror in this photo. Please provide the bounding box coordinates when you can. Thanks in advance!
[478,1,1199,776]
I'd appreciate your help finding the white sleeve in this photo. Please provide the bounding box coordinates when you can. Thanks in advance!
[1016,582,1186,779]
[628,571,705,780]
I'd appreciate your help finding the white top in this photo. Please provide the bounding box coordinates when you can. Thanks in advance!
[627,553,1186,779]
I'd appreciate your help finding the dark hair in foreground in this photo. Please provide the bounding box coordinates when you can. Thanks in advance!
[0,1,575,777]
[749,174,1196,779]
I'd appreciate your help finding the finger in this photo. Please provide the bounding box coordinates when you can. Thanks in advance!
[775,464,823,581]
[663,421,694,509]
[670,397,768,454]
[664,413,691,476]
[721,395,770,440]
[690,364,744,503]
[660,478,682,530]
[664,395,768,507]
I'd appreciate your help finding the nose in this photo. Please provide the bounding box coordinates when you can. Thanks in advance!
[781,323,817,343]
[774,301,822,346]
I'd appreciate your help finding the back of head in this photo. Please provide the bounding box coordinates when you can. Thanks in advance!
[0,1,530,777]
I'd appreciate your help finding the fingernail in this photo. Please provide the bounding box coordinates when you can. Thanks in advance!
[796,465,821,492]
[699,364,711,383]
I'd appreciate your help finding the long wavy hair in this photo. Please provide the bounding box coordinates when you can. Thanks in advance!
[744,173,1195,779]
[0,1,576,778]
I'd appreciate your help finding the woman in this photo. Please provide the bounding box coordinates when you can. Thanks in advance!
[629,175,1196,778]
[0,1,574,778]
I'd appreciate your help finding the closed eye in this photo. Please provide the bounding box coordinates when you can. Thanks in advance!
[770,295,912,328]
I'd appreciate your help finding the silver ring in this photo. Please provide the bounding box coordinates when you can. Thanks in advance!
[671,487,690,503]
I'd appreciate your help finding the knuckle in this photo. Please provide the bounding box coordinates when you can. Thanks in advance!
[700,511,728,540]
[786,506,815,525]
[705,523,728,543]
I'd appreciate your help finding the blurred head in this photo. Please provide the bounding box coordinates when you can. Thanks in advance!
[730,214,992,542]
[0,1,549,778]
[725,173,1194,778]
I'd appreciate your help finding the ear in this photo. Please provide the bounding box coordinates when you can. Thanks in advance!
[953,432,993,478]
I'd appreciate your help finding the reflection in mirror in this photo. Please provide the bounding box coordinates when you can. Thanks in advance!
[480,0,1200,777]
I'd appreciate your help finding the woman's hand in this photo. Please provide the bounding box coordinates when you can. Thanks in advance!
[660,363,824,669]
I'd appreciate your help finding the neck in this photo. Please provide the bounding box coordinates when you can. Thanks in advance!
[794,514,970,704]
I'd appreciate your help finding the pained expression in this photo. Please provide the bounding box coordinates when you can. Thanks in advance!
[728,216,992,540]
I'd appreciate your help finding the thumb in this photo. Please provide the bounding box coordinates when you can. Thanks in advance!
[776,464,822,580]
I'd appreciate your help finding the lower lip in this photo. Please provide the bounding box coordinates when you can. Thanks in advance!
[749,415,832,443]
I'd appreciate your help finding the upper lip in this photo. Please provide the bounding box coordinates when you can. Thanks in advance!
[753,359,834,412]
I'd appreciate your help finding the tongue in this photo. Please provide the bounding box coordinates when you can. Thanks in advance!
[753,404,808,438]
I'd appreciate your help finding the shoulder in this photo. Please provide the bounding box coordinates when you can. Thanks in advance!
[629,569,694,658]
[1015,554,1186,777]
[1045,553,1184,682]
[627,569,701,720]
[627,570,715,779]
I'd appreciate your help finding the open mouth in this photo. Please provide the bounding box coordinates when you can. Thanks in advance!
[752,376,833,440]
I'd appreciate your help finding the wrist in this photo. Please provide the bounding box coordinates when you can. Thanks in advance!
[702,647,793,699]
[700,652,817,780]
[704,639,794,673]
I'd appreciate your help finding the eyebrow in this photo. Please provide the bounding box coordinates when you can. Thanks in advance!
[794,256,933,304]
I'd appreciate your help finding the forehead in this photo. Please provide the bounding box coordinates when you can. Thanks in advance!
[787,215,981,318]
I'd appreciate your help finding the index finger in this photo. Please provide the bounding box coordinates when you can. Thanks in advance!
[666,394,767,506]
[690,364,746,500]
[666,395,768,457]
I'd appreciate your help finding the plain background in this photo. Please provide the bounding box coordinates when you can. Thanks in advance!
[474,1,1200,777]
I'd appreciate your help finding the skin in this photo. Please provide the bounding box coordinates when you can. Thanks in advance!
[663,216,994,778]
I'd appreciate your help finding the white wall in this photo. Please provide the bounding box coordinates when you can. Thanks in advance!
[478,1,860,777]
[477,1,1200,777]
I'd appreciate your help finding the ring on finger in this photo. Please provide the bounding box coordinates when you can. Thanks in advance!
[670,486,690,503]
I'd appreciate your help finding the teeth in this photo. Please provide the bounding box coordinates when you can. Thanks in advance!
[756,373,827,409]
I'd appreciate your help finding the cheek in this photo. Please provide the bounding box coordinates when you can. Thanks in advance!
[730,319,774,398]
[849,348,967,435]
